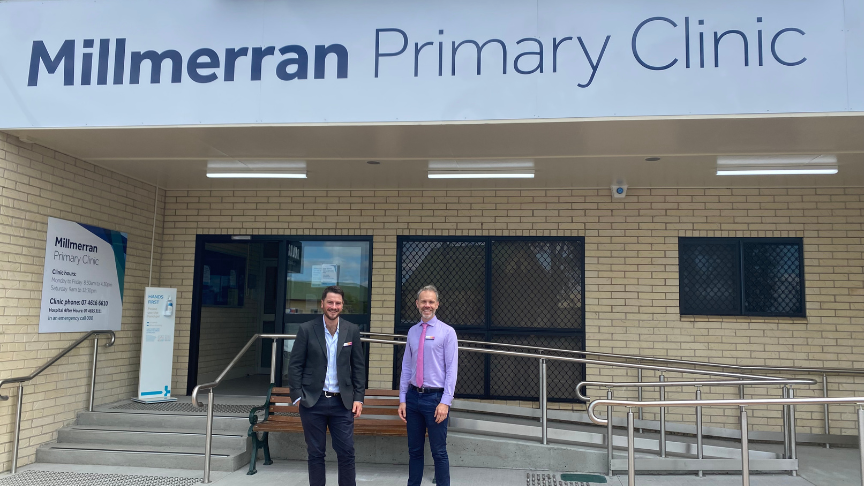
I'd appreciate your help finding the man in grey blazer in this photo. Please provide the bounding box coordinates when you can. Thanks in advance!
[287,285,366,486]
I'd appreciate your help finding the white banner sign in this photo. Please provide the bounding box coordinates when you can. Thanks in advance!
[39,218,127,333]
[136,287,177,402]
[1,0,863,128]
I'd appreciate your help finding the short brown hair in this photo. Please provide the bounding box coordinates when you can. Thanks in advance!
[321,285,345,302]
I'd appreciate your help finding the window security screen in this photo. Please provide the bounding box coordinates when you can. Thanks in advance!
[679,238,805,317]
[394,237,586,402]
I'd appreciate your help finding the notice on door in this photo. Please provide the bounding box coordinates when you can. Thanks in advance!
[38,217,127,333]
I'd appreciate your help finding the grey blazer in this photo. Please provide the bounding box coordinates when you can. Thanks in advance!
[286,317,365,410]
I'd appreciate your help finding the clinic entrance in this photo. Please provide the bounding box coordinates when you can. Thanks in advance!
[186,235,372,396]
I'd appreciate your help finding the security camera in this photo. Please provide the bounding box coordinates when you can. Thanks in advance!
[611,184,628,198]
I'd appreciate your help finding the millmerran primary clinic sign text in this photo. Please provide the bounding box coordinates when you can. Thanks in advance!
[1,0,864,127]
[39,218,127,333]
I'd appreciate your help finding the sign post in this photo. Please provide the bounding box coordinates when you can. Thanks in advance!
[134,287,178,403]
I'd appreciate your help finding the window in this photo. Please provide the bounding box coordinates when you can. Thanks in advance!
[394,237,586,402]
[679,237,805,317]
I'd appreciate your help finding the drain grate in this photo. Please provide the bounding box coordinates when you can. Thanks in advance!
[526,472,602,486]
[0,470,200,486]
[110,402,254,414]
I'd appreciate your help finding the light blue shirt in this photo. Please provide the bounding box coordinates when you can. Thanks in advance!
[323,317,340,393]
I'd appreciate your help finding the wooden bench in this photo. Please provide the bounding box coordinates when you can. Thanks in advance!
[247,386,406,475]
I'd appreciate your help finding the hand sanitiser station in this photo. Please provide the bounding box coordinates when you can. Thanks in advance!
[133,287,178,403]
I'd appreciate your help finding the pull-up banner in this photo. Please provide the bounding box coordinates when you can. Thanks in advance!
[1,0,863,128]
[39,218,127,333]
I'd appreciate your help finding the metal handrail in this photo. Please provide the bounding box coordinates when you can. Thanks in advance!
[367,331,847,450]
[191,332,803,483]
[0,330,115,474]
[586,396,864,486]
[192,332,851,483]
[578,378,818,475]
[576,379,816,402]
[362,331,864,376]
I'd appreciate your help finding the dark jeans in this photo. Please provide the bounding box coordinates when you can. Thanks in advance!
[298,395,356,486]
[406,387,449,486]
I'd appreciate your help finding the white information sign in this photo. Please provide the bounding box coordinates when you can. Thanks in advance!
[135,287,177,403]
[39,218,127,333]
[0,0,863,128]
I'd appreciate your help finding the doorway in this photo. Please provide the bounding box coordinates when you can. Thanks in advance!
[187,236,372,396]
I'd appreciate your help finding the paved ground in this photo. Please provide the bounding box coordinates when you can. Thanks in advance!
[8,455,851,486]
[3,442,858,486]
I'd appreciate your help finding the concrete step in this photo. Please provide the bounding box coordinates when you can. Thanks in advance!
[35,442,250,472]
[57,425,248,450]
[75,411,249,435]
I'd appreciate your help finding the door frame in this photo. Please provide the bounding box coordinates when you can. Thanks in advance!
[186,234,374,396]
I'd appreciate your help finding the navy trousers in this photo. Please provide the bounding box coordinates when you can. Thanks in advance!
[298,395,356,486]
[405,387,450,486]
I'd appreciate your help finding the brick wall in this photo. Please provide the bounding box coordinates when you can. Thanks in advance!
[0,133,163,470]
[163,188,864,436]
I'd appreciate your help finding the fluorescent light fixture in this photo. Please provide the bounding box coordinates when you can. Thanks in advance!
[716,155,837,176]
[207,160,307,178]
[428,160,535,179]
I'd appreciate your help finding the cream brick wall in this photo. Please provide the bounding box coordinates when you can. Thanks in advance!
[163,187,864,436]
[0,133,164,470]
[2,128,863,473]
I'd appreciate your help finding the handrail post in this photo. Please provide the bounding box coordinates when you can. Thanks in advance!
[607,388,613,475]
[89,337,99,412]
[637,363,643,430]
[539,358,547,445]
[203,388,215,483]
[11,383,23,474]
[788,387,797,477]
[740,406,750,486]
[627,407,635,486]
[695,386,703,478]
[270,340,278,384]
[781,386,790,459]
[857,405,864,486]
[659,374,666,458]
[823,374,830,449]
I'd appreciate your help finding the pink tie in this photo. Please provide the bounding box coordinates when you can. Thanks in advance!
[416,323,428,388]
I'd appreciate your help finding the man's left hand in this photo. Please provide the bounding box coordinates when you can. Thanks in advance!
[352,401,363,418]
[434,403,449,423]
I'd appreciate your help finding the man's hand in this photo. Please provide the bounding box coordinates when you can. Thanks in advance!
[434,403,450,423]
[352,401,363,418]
[398,402,407,423]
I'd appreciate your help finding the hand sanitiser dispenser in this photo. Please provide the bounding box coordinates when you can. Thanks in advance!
[163,296,174,317]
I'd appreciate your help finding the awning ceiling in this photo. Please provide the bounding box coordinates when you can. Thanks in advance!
[7,114,864,190]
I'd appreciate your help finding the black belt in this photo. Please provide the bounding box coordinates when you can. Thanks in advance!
[323,391,341,398]
[410,384,444,394]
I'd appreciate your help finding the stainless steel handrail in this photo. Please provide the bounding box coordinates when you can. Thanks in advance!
[578,378,817,475]
[0,330,115,474]
[191,333,804,483]
[576,379,816,402]
[367,331,849,448]
[362,331,864,376]
[587,397,864,486]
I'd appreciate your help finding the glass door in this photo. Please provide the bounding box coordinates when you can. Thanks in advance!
[281,240,371,382]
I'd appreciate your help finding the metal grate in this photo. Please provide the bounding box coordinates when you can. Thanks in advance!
[0,470,200,486]
[679,237,804,317]
[110,402,254,414]
[399,240,486,328]
[395,237,586,402]
[742,242,803,315]
[526,472,592,486]
[679,240,740,315]
[491,240,584,330]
